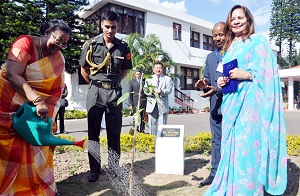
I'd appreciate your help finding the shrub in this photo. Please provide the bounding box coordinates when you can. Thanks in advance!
[54,133,300,156]
[184,133,211,152]
[286,134,300,156]
[65,110,87,119]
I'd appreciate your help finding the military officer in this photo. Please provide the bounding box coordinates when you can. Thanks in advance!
[79,10,132,182]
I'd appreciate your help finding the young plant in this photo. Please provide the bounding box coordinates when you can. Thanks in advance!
[117,73,153,195]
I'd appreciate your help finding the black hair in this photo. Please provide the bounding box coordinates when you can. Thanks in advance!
[154,61,164,67]
[101,11,120,22]
[135,69,142,73]
[40,19,72,36]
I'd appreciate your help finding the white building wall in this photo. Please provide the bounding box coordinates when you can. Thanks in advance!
[144,11,211,110]
[66,0,213,110]
[70,0,279,111]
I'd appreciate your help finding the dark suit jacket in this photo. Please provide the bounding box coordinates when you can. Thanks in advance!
[204,51,223,115]
[128,78,146,107]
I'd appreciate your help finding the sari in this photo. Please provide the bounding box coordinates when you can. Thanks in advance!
[204,34,287,195]
[0,35,65,195]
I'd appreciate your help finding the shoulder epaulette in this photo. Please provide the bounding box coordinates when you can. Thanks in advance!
[121,40,128,46]
[82,39,97,48]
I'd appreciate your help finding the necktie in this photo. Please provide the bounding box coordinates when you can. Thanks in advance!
[157,75,160,87]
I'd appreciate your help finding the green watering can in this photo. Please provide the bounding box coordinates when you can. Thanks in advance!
[13,102,86,148]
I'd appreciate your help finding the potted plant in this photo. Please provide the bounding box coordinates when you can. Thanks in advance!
[182,107,187,114]
[202,106,210,112]
[177,106,183,114]
[173,106,178,114]
[169,107,175,114]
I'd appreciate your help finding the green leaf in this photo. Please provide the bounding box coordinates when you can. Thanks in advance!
[117,92,130,105]
[133,112,141,127]
[143,74,153,79]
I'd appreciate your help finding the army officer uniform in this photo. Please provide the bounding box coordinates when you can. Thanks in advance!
[79,34,132,174]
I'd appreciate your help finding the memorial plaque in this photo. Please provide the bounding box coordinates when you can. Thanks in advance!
[160,128,180,137]
[155,125,185,175]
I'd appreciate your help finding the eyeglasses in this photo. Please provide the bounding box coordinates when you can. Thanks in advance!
[51,33,68,49]
[104,25,117,30]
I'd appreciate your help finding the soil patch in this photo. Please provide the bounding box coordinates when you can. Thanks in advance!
[54,151,300,196]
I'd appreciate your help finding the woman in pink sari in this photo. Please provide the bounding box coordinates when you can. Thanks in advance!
[0,19,71,195]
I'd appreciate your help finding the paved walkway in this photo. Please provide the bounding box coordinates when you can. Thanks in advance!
[63,111,300,140]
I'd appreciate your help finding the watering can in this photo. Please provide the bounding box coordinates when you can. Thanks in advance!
[12,102,86,148]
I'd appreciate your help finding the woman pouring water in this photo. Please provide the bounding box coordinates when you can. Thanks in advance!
[0,19,71,195]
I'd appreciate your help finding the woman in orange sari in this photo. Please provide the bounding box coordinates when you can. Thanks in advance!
[0,19,71,195]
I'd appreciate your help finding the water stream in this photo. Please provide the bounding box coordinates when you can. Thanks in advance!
[87,140,145,195]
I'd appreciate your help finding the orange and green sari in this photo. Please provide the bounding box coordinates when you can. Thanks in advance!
[0,35,65,195]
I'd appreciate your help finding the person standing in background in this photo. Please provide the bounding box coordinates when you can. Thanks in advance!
[55,84,68,134]
[296,92,300,109]
[195,22,225,187]
[205,5,287,195]
[144,62,173,136]
[128,69,147,133]
[79,11,132,182]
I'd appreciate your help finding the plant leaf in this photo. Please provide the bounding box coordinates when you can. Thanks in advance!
[117,92,130,105]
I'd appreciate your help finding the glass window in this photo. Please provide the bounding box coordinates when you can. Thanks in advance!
[93,3,145,37]
[127,16,135,34]
[180,67,199,90]
[173,22,182,41]
[190,31,200,48]
[203,34,215,51]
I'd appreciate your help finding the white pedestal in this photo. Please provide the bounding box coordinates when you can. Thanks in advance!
[155,125,185,175]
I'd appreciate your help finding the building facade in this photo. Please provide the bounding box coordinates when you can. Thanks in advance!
[66,0,279,112]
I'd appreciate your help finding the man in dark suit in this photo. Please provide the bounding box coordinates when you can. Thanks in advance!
[195,22,225,186]
[54,84,68,134]
[129,70,147,133]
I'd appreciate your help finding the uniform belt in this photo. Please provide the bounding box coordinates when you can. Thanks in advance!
[91,80,120,90]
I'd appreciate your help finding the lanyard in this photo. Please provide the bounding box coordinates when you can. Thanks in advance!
[215,50,222,61]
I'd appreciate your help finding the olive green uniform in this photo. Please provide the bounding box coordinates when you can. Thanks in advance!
[79,34,132,173]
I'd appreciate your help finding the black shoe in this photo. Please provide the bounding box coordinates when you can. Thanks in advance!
[59,131,69,134]
[200,175,214,187]
[88,172,99,182]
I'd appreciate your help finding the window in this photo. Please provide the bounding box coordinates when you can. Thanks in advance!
[173,23,181,41]
[127,15,135,34]
[203,34,215,51]
[180,67,199,90]
[90,3,145,37]
[190,31,200,48]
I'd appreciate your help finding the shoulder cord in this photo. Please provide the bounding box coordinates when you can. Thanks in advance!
[85,44,111,75]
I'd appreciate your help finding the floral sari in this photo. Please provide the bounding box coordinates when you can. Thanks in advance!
[205,34,287,196]
[0,35,65,195]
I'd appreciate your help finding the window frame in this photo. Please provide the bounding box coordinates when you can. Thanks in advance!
[203,34,215,51]
[180,67,200,90]
[91,3,145,37]
[190,31,200,48]
[173,22,182,41]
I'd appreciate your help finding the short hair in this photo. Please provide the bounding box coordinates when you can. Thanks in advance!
[40,19,72,36]
[101,11,120,22]
[223,5,255,52]
[213,22,225,30]
[135,69,142,73]
[154,61,164,68]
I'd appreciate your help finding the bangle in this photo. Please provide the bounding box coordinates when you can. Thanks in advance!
[32,95,42,104]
